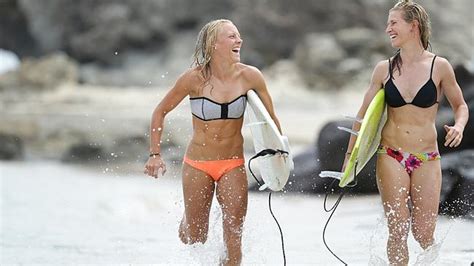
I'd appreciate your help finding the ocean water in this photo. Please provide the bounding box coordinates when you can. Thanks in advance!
[1,161,472,265]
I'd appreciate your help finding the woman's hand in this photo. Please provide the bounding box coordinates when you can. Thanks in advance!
[444,124,464,148]
[144,155,167,178]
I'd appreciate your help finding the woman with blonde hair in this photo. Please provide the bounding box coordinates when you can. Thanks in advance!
[343,0,468,264]
[144,19,282,265]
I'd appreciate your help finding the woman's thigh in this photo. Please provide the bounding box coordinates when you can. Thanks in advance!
[410,159,441,226]
[181,163,216,222]
[376,154,411,214]
[216,165,248,221]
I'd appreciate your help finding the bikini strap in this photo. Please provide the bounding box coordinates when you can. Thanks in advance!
[430,55,437,79]
[388,58,393,78]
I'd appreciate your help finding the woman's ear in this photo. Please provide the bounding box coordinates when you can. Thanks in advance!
[411,19,420,33]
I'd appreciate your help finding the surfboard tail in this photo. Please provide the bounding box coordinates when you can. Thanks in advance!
[319,171,343,180]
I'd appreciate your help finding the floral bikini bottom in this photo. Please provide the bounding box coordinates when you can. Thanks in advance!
[377,145,441,176]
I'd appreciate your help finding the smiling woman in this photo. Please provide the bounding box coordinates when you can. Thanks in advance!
[342,0,469,264]
[143,19,282,265]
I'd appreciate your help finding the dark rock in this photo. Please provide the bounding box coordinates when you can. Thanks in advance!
[62,143,104,163]
[317,120,378,193]
[0,0,39,57]
[0,133,23,160]
[437,63,474,154]
[439,150,474,218]
[317,120,351,171]
[284,146,328,193]
[111,135,148,161]
[283,120,378,194]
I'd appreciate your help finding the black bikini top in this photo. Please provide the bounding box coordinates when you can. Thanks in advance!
[384,55,438,108]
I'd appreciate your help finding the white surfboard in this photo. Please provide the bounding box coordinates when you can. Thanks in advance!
[245,90,294,191]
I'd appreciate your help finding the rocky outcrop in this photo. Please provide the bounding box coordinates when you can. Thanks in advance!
[0,0,38,57]
[294,33,347,88]
[437,64,474,154]
[16,0,234,62]
[0,52,78,91]
[439,150,474,218]
[0,133,23,160]
[0,0,471,87]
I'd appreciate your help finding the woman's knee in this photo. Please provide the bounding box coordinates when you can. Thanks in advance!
[179,218,209,244]
[412,212,436,247]
[412,225,434,248]
[219,198,247,228]
[224,213,245,229]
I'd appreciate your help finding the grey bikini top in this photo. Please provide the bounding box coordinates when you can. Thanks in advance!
[190,95,247,121]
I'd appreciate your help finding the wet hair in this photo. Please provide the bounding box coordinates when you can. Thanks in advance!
[389,0,431,76]
[191,19,233,90]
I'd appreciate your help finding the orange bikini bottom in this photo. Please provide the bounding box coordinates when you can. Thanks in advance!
[183,156,245,181]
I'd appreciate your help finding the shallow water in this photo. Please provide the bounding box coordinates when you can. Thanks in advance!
[1,161,472,265]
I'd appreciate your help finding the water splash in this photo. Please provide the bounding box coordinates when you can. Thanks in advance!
[180,204,226,264]
[413,241,441,266]
[368,209,456,265]
[368,214,389,265]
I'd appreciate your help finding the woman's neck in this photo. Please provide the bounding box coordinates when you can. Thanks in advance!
[399,42,426,64]
[209,60,237,80]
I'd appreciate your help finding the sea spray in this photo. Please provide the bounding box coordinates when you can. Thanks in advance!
[180,204,225,264]
[368,215,389,265]
[368,209,455,265]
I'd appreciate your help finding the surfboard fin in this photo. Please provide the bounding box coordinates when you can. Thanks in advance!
[343,115,363,123]
[246,121,267,127]
[258,183,269,191]
[337,126,359,136]
[319,171,343,180]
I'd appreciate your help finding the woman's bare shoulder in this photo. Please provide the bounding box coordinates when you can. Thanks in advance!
[372,59,390,83]
[238,63,263,81]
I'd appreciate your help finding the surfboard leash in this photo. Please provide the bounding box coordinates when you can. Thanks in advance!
[248,149,288,266]
[321,161,359,266]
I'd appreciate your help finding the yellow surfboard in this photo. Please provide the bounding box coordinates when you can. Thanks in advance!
[340,89,387,187]
[320,89,387,187]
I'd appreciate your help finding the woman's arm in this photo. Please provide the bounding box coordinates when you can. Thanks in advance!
[145,70,192,178]
[246,66,283,134]
[438,57,469,148]
[342,60,386,171]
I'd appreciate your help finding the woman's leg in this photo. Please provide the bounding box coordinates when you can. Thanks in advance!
[377,154,411,265]
[179,163,216,244]
[410,159,441,249]
[216,165,248,266]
